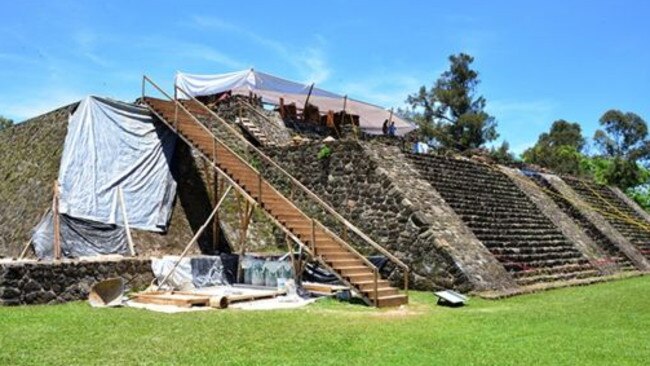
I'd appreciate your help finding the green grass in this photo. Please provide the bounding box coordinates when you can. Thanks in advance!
[1,277,649,365]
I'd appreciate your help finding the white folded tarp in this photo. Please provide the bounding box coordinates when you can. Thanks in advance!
[175,69,417,136]
[57,96,177,232]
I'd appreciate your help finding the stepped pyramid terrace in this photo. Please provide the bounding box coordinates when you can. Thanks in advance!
[1,69,648,307]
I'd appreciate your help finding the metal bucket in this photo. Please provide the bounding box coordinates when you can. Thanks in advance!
[88,277,125,307]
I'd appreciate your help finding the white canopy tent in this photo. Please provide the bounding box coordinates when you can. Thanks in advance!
[175,69,416,136]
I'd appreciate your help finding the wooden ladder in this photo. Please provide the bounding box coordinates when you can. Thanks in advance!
[141,77,409,308]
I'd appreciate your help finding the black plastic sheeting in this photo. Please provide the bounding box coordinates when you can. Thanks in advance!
[190,254,239,286]
[32,211,128,259]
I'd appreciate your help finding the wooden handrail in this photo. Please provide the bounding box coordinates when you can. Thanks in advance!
[174,85,409,273]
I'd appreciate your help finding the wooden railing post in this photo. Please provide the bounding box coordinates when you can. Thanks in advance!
[374,268,378,307]
[404,269,409,296]
[310,219,316,254]
[174,100,178,130]
[257,171,262,204]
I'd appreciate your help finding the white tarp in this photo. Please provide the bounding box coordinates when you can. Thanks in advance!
[175,69,417,136]
[57,96,177,232]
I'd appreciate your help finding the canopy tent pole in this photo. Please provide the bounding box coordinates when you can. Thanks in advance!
[156,185,233,290]
[302,82,315,118]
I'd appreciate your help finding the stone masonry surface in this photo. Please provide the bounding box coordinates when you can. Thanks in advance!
[0,258,152,306]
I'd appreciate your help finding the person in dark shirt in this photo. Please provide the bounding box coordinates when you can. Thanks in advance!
[382,119,389,135]
[388,121,396,137]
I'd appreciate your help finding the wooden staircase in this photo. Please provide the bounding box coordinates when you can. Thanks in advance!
[235,117,277,147]
[140,79,408,307]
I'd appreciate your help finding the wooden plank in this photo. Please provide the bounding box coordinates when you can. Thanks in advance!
[302,282,349,295]
[132,293,210,307]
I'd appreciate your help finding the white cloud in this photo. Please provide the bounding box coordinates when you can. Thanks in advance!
[175,42,246,70]
[187,15,331,84]
[339,74,422,108]
[0,88,85,121]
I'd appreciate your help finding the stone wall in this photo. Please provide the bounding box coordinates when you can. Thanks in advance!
[264,140,469,291]
[0,258,152,306]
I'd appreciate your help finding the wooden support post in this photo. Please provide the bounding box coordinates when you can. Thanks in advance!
[374,269,379,307]
[157,185,233,290]
[279,97,285,118]
[117,187,136,256]
[52,180,61,260]
[284,234,298,283]
[174,100,179,130]
[257,172,262,204]
[404,269,409,296]
[18,239,32,260]
[310,219,316,254]
[236,196,255,282]
[212,169,220,253]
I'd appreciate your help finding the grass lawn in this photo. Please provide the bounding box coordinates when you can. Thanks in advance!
[1,276,649,365]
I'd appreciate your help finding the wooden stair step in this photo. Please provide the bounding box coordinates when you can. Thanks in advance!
[345,273,376,282]
[376,294,408,308]
[363,287,400,298]
[355,280,390,291]
[338,266,373,276]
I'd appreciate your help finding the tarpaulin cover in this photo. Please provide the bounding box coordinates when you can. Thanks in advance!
[152,255,236,289]
[175,69,417,136]
[32,211,128,259]
[57,96,177,232]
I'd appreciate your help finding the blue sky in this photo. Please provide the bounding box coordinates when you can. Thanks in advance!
[1,0,648,154]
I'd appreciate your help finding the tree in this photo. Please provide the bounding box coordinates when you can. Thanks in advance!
[406,53,497,150]
[489,141,516,164]
[0,115,13,131]
[522,120,586,175]
[592,109,650,189]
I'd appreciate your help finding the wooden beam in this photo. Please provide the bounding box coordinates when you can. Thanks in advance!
[52,180,61,260]
[212,170,220,252]
[156,185,233,290]
[118,187,136,256]
[236,196,254,282]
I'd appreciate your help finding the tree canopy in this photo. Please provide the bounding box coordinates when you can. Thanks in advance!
[0,116,13,131]
[592,110,650,189]
[522,120,586,175]
[406,53,497,151]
